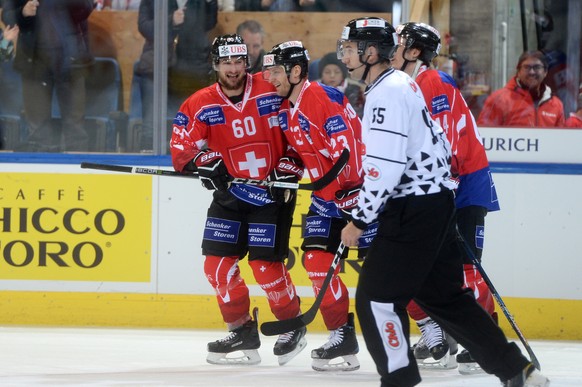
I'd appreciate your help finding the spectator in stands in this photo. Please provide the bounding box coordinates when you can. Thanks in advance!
[317,52,364,118]
[135,0,217,151]
[0,23,18,62]
[236,20,265,74]
[2,0,94,152]
[565,91,582,128]
[169,0,217,106]
[478,51,565,127]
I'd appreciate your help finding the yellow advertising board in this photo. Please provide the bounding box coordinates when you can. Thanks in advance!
[0,173,152,282]
[239,187,363,288]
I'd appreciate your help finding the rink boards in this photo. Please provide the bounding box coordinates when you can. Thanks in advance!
[0,127,581,340]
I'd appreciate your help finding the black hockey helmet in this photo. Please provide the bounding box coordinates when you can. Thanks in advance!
[262,40,310,79]
[337,17,398,62]
[211,34,249,69]
[396,22,442,64]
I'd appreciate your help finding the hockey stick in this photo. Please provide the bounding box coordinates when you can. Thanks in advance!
[456,229,541,370]
[80,148,349,191]
[260,242,346,336]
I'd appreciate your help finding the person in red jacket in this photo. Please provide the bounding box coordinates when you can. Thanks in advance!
[565,92,582,128]
[392,21,499,374]
[478,50,565,127]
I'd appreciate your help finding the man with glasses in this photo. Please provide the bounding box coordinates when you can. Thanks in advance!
[170,34,306,367]
[478,50,565,127]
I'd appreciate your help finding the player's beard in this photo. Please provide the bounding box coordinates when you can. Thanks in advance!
[218,72,246,92]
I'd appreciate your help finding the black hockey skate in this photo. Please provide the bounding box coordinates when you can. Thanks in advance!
[456,348,485,375]
[207,307,261,366]
[273,325,307,366]
[415,317,458,370]
[502,363,550,387]
[311,312,360,372]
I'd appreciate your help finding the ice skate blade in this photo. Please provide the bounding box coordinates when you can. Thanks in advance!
[206,349,261,366]
[525,370,550,387]
[417,352,458,370]
[458,361,485,375]
[311,354,360,372]
[277,337,307,366]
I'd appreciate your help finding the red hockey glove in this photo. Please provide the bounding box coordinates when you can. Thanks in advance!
[193,150,231,191]
[267,156,304,203]
[334,185,362,220]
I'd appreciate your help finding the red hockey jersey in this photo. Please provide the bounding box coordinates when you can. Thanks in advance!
[416,67,499,211]
[170,72,286,180]
[278,81,363,216]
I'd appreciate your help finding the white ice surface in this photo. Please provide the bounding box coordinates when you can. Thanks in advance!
[0,326,580,386]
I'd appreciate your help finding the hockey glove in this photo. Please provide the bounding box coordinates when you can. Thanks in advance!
[267,156,304,203]
[334,185,362,220]
[193,150,231,191]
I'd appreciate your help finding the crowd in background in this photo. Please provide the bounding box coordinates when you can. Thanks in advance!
[0,0,581,153]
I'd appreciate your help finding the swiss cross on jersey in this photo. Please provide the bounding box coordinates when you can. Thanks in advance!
[229,143,272,178]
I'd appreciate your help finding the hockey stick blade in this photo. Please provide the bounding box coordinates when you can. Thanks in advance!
[260,242,346,336]
[80,149,348,191]
[456,229,541,370]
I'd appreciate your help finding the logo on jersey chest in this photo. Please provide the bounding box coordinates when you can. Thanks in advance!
[278,112,289,131]
[298,114,310,133]
[197,106,226,126]
[257,95,283,117]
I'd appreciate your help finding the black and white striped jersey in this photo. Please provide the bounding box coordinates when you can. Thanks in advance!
[351,68,457,227]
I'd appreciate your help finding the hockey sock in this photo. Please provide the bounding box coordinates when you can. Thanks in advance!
[463,264,495,315]
[248,259,300,321]
[304,250,349,330]
[204,255,251,329]
[407,299,429,321]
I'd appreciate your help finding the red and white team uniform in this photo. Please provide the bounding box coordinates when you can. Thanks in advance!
[278,80,363,212]
[170,72,301,338]
[408,66,499,323]
[415,66,499,211]
[171,72,288,182]
[278,80,364,331]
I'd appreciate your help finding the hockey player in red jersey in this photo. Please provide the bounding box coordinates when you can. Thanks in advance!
[392,22,500,373]
[262,40,371,372]
[170,34,306,366]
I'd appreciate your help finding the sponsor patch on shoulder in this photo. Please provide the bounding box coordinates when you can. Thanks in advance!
[431,94,451,115]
